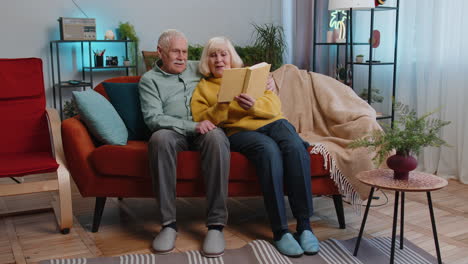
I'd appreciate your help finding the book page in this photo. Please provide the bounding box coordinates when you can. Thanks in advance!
[244,63,271,99]
[218,68,247,102]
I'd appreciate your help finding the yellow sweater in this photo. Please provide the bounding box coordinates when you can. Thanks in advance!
[191,77,285,136]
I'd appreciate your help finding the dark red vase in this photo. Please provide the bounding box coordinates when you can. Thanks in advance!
[386,153,418,180]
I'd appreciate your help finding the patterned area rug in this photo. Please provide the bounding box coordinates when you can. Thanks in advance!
[40,237,438,264]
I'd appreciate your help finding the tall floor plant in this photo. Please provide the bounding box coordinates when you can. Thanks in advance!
[251,23,286,70]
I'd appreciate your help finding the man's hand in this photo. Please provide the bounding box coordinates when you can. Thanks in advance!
[195,120,216,134]
[266,75,276,92]
[235,94,256,110]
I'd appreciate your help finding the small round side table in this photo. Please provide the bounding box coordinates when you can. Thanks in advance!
[353,169,448,264]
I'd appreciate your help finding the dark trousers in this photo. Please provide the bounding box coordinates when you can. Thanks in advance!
[229,119,313,233]
[148,128,230,226]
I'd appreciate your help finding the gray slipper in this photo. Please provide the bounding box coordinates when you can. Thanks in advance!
[202,229,225,258]
[152,227,177,254]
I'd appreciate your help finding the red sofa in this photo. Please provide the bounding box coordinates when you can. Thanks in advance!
[62,76,345,232]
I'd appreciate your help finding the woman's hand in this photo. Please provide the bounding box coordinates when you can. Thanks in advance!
[195,120,216,134]
[235,93,256,110]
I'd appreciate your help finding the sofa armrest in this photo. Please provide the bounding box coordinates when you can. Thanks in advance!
[61,116,99,196]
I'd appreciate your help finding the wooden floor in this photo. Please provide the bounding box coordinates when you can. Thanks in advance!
[1,175,468,264]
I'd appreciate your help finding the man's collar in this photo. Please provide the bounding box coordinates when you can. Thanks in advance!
[153,60,175,76]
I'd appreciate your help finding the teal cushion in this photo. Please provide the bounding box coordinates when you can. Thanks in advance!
[72,89,128,145]
[103,82,150,140]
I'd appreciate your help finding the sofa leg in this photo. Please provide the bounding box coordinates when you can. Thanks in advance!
[92,197,107,233]
[332,195,346,229]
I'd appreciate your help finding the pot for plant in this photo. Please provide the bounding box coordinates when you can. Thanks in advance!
[386,151,418,180]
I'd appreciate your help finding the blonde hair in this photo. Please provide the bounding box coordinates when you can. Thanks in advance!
[158,29,187,51]
[199,37,243,77]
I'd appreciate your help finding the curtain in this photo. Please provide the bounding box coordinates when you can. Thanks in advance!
[282,0,315,69]
[396,0,468,182]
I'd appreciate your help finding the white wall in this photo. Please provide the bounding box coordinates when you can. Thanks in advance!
[0,0,282,107]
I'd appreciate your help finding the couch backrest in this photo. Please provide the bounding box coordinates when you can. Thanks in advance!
[94,76,142,100]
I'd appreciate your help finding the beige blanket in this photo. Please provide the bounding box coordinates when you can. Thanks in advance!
[272,64,381,207]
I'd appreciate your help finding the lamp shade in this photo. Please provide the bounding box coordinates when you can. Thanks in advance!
[328,0,375,10]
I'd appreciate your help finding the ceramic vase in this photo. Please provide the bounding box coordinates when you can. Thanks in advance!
[386,152,418,180]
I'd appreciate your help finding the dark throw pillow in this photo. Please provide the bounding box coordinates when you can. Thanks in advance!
[103,82,150,140]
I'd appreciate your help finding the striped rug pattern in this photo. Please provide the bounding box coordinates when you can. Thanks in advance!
[41,237,438,264]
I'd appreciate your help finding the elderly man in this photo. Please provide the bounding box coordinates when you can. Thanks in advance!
[139,29,229,257]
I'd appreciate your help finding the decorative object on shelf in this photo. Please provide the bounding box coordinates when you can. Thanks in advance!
[326,30,334,43]
[328,0,375,43]
[251,23,285,70]
[348,102,451,179]
[94,49,105,67]
[356,54,364,63]
[367,30,381,63]
[122,56,131,66]
[104,30,115,40]
[95,55,103,67]
[106,56,118,66]
[359,87,383,103]
[329,10,347,43]
[335,64,351,85]
[374,0,386,7]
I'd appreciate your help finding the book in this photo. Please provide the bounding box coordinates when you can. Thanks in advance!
[218,62,271,102]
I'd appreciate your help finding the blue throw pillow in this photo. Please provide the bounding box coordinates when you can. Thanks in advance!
[72,89,128,145]
[103,82,151,140]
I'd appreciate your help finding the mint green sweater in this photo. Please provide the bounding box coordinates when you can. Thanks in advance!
[139,60,202,136]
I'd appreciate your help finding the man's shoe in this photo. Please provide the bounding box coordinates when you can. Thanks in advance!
[202,229,225,257]
[274,233,304,258]
[152,227,177,254]
[295,230,319,255]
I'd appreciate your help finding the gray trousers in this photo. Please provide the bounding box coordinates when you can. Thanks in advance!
[148,128,230,226]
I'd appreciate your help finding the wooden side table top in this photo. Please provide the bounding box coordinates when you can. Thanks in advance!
[357,169,448,192]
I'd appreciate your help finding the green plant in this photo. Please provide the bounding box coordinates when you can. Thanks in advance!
[63,99,78,119]
[251,23,286,70]
[348,102,451,165]
[357,54,364,57]
[188,45,203,60]
[359,88,384,103]
[336,64,348,81]
[118,21,139,73]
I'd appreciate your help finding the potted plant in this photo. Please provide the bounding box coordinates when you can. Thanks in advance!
[348,102,451,180]
[118,21,139,73]
[63,99,78,119]
[251,23,286,70]
[335,64,349,84]
[122,56,131,66]
[359,87,384,103]
[356,54,364,63]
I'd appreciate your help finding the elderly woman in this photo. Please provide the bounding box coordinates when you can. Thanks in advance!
[191,37,319,257]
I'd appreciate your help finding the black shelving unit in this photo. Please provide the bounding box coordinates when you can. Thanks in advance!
[50,40,138,119]
[313,0,400,124]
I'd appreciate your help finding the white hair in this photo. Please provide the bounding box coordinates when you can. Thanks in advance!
[157,29,187,51]
[199,36,243,77]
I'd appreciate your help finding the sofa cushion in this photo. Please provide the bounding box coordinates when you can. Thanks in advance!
[90,142,329,180]
[73,89,128,145]
[0,152,59,177]
[103,82,151,140]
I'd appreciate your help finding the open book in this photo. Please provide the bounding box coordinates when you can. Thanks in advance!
[218,62,271,102]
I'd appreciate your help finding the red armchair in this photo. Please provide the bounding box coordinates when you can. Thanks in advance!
[62,76,345,232]
[0,58,72,233]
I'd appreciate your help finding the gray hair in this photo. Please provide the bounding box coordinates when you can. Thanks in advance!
[157,29,187,51]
